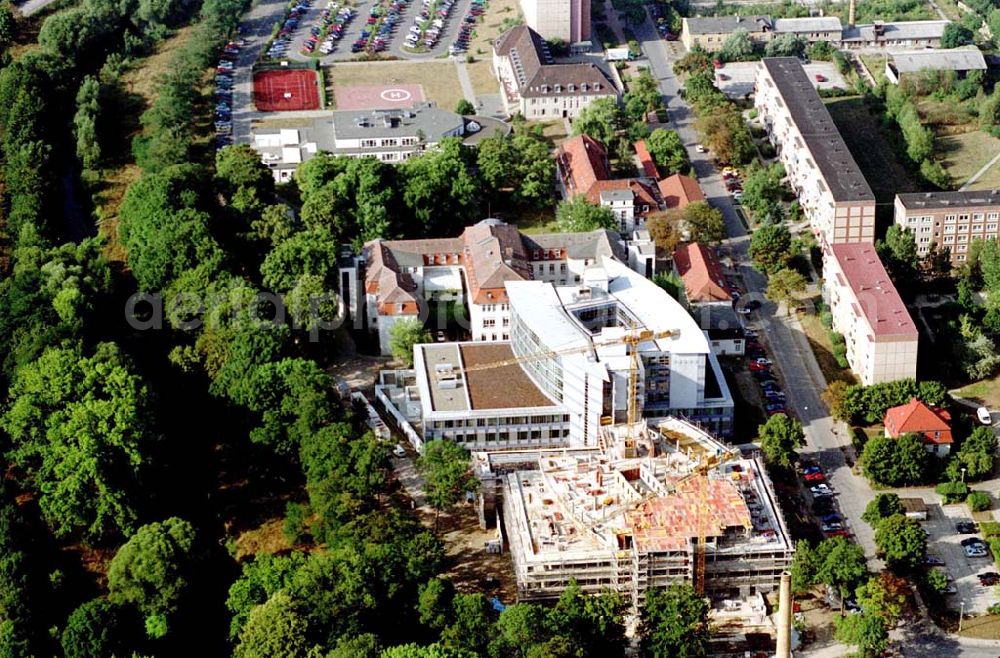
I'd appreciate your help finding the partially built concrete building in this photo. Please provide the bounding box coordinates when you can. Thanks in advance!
[493,417,793,603]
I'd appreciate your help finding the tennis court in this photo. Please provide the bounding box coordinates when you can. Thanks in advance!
[253,69,321,112]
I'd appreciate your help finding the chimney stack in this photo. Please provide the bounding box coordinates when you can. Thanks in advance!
[775,572,793,658]
[848,0,856,28]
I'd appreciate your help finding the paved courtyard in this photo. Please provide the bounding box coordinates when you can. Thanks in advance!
[715,61,847,99]
[926,501,998,615]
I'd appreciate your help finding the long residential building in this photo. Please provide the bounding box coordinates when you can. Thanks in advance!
[493,26,618,120]
[824,243,918,385]
[755,57,876,249]
[894,190,1000,264]
[681,15,949,51]
[250,102,509,182]
[341,219,655,353]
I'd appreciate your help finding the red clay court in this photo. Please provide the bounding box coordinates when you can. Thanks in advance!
[334,84,425,110]
[253,69,321,112]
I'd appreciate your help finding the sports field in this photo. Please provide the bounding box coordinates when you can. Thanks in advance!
[253,69,321,112]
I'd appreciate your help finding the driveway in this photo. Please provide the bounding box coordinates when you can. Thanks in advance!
[232,0,290,144]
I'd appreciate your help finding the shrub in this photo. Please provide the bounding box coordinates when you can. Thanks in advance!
[968,491,992,512]
[936,481,969,504]
[980,521,1000,538]
[820,310,833,328]
[989,536,1000,563]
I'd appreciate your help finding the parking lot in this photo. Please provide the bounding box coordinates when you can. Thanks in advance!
[714,61,847,99]
[926,502,998,615]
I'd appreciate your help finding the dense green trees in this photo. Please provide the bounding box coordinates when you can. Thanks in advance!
[555,195,618,233]
[234,593,311,658]
[739,163,785,218]
[749,223,793,274]
[766,268,807,314]
[764,33,805,58]
[861,434,929,487]
[1,342,157,540]
[835,612,888,658]
[640,583,708,658]
[646,128,689,176]
[949,426,998,481]
[862,493,904,527]
[108,517,199,637]
[757,413,804,469]
[683,201,726,244]
[718,29,756,62]
[826,378,948,424]
[418,441,478,532]
[940,22,972,48]
[476,132,555,207]
[390,319,432,367]
[61,599,140,658]
[876,225,919,290]
[874,514,927,572]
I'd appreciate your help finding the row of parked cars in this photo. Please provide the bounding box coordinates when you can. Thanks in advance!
[404,0,455,50]
[214,41,242,148]
[447,0,485,55]
[722,166,743,203]
[268,0,312,59]
[305,1,355,54]
[353,0,408,53]
[648,4,677,40]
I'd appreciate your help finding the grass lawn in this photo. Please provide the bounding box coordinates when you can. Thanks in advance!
[959,614,1000,640]
[327,60,466,112]
[796,300,858,387]
[858,55,888,84]
[465,0,522,95]
[95,24,204,262]
[936,131,1000,189]
[512,206,559,234]
[825,96,924,206]
[954,373,1000,408]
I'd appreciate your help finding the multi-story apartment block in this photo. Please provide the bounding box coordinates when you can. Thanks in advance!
[344,219,656,353]
[824,243,918,385]
[519,0,589,43]
[894,190,1000,264]
[493,26,618,120]
[755,58,876,249]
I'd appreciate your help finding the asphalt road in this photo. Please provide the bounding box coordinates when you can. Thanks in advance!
[633,12,1000,657]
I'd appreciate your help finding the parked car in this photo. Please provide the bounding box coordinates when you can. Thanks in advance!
[977,406,992,425]
[748,361,769,372]
[821,522,843,532]
[966,546,989,558]
[804,471,824,483]
[978,572,1000,585]
[695,143,706,153]
[925,555,945,566]
[961,537,986,547]
[393,444,407,457]
[814,74,826,82]
[957,521,979,534]
[802,465,821,475]
[810,484,832,495]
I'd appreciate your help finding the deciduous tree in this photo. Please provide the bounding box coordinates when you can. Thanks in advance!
[418,440,478,533]
[765,268,806,314]
[874,514,927,573]
[389,319,431,367]
[757,413,803,469]
[640,583,708,658]
[555,195,618,233]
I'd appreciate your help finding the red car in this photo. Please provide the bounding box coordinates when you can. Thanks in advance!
[748,361,769,372]
[825,529,851,538]
[804,472,825,483]
[814,74,826,82]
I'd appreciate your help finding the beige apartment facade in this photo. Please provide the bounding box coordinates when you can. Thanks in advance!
[894,191,1000,264]
[825,243,918,386]
[680,15,773,52]
[755,58,876,249]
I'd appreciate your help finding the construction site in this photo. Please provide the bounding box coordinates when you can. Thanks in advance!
[488,417,794,604]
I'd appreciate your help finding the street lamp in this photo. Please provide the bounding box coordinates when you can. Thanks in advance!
[961,467,967,484]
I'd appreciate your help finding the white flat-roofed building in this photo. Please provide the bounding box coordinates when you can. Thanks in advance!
[755,58,876,249]
[824,243,918,385]
[507,257,735,443]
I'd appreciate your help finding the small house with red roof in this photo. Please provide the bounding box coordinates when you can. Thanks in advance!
[673,242,732,304]
[883,397,953,457]
[658,173,705,210]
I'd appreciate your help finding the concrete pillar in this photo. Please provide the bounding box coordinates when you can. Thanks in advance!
[775,572,792,658]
